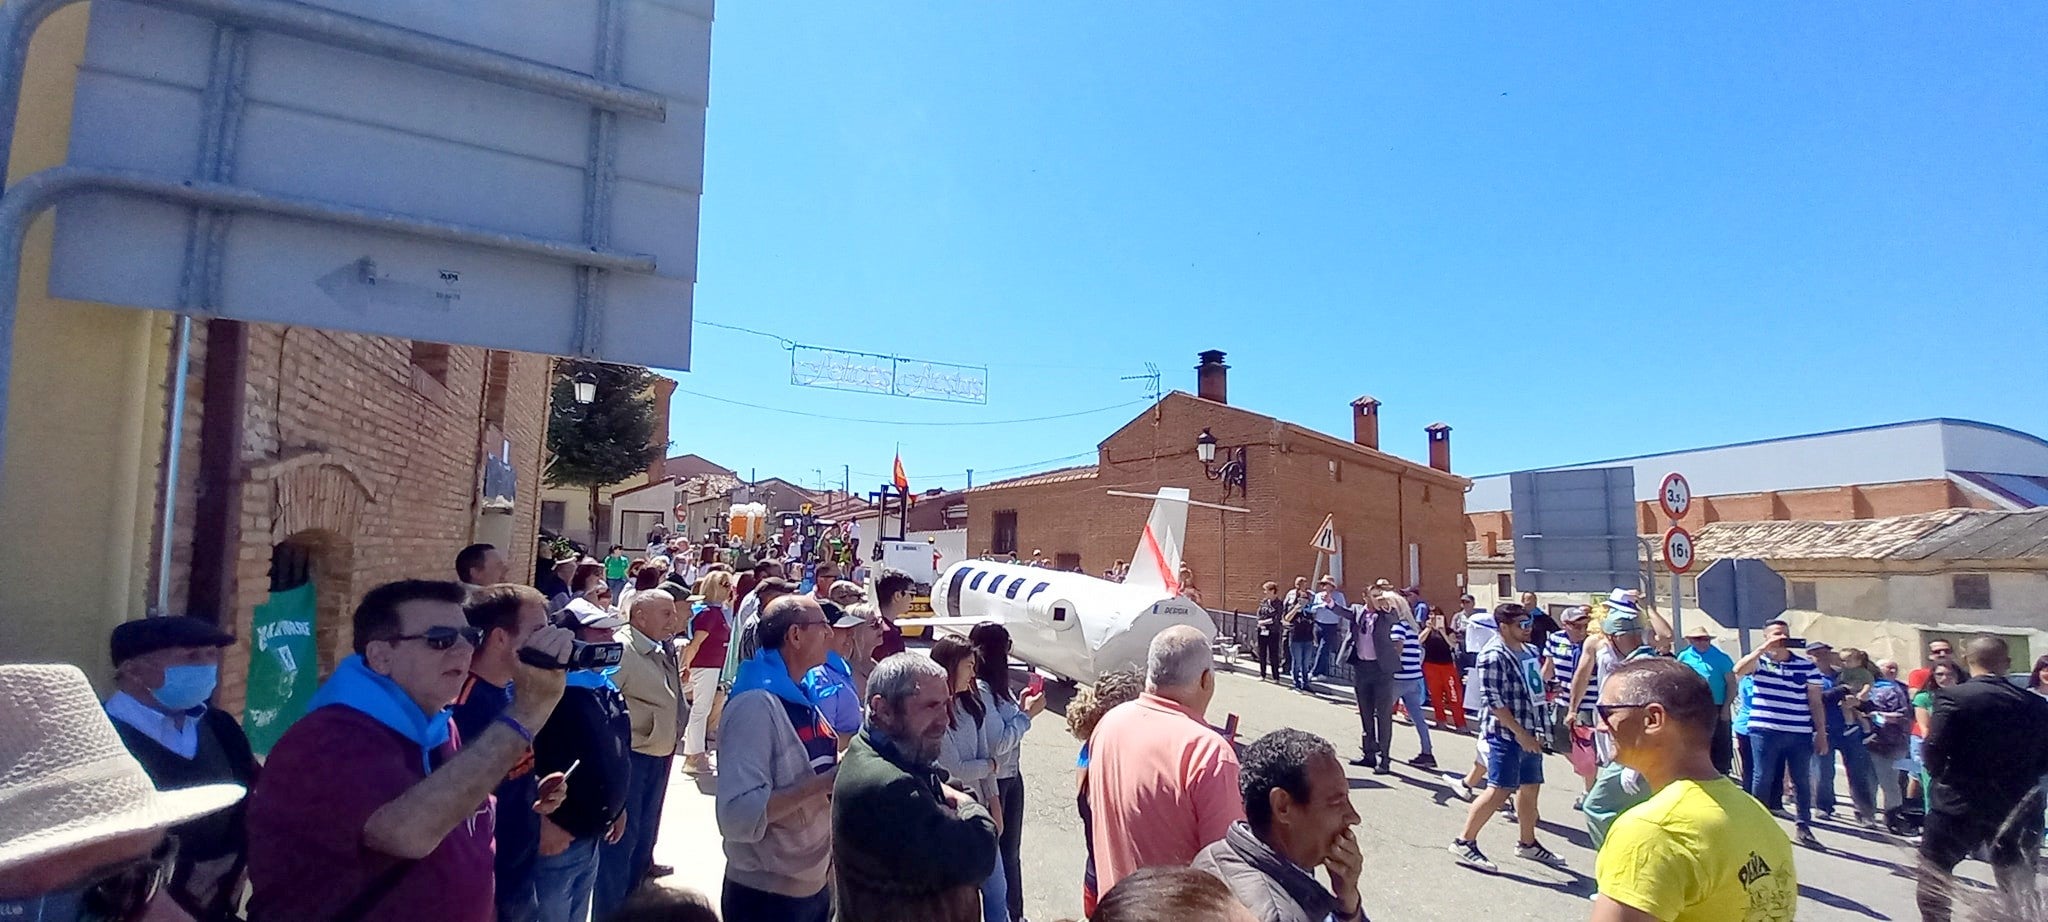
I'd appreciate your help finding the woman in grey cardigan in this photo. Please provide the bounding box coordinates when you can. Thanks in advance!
[933,636,1007,922]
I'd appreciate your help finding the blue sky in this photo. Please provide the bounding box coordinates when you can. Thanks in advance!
[667,3,2047,496]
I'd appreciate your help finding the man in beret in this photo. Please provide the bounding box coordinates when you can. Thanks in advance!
[103,615,259,918]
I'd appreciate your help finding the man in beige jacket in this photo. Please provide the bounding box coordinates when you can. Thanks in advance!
[600,589,684,914]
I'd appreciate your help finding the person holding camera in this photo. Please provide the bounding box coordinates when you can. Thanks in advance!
[246,579,575,922]
[1734,619,1827,850]
[453,584,577,922]
[528,598,635,922]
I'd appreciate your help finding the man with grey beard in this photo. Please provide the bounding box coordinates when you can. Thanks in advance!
[831,653,999,922]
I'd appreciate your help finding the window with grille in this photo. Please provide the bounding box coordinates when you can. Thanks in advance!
[1952,574,1992,610]
[991,510,1018,555]
[409,341,451,384]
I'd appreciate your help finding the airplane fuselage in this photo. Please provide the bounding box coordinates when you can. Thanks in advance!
[924,559,1215,684]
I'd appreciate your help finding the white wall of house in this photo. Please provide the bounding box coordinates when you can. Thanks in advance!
[1470,559,2048,668]
[610,481,677,550]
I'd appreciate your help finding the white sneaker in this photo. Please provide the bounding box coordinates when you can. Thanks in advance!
[1516,841,1568,868]
[1442,772,1476,801]
[1450,839,1497,872]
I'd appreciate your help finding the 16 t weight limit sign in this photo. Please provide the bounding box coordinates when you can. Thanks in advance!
[1663,526,1696,574]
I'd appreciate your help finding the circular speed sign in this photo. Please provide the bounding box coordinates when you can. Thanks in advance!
[1663,526,1696,574]
[1660,472,1692,521]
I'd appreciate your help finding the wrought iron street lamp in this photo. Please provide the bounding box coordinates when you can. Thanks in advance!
[571,371,598,404]
[1195,427,1247,498]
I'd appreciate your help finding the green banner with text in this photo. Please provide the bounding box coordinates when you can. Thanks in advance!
[243,581,318,755]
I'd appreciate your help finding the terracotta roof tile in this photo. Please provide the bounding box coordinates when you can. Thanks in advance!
[967,464,1099,492]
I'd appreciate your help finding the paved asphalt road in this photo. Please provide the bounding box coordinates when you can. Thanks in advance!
[650,655,1991,921]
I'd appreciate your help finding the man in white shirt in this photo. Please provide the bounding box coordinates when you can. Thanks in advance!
[1311,576,1349,678]
[103,616,260,917]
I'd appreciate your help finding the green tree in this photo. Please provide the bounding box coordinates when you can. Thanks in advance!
[544,359,668,547]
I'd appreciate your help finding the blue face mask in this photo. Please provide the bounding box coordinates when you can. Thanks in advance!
[153,663,218,711]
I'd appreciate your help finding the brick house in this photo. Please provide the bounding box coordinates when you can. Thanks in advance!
[165,323,553,714]
[964,351,1470,614]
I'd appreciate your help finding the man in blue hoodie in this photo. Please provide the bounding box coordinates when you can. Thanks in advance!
[716,594,840,922]
[802,601,870,746]
[246,580,574,922]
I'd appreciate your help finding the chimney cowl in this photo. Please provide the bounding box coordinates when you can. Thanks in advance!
[1195,350,1229,404]
[1351,396,1381,450]
[1426,423,1452,472]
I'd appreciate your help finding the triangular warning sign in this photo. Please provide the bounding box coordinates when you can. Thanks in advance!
[1310,514,1338,553]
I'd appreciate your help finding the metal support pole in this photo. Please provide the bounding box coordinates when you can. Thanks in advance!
[153,23,250,616]
[571,0,623,357]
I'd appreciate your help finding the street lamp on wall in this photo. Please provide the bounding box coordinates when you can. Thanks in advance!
[1195,427,1248,498]
[571,371,598,405]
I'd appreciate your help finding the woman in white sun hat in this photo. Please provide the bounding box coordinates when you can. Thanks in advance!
[0,663,246,921]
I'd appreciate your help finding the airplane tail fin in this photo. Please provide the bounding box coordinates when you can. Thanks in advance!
[1122,487,1190,595]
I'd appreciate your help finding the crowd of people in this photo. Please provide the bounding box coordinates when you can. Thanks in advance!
[8,537,2048,922]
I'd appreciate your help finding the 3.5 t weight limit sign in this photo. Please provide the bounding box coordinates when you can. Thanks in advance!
[1660,472,1693,520]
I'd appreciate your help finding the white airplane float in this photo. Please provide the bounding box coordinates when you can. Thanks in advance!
[913,487,1238,685]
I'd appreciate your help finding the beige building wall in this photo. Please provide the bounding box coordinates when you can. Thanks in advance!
[0,7,171,684]
[1468,559,2048,667]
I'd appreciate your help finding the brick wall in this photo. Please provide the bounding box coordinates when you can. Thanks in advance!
[966,393,1469,614]
[159,321,549,714]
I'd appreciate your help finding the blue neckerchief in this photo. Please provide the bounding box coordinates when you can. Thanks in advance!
[731,649,817,708]
[566,667,618,691]
[308,654,451,774]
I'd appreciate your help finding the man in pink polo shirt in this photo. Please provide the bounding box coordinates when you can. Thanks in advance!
[1087,624,1245,893]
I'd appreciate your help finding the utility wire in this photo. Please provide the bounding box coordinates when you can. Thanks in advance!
[694,317,1144,375]
[672,387,1147,427]
[851,449,1098,485]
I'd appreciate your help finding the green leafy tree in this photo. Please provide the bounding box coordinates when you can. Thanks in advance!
[544,359,668,546]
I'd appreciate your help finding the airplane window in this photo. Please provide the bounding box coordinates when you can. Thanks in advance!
[947,567,970,614]
[985,576,1007,596]
[1004,579,1024,599]
[969,571,988,590]
[1026,582,1050,601]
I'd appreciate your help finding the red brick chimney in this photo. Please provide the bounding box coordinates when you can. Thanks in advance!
[1426,423,1452,472]
[1350,396,1381,450]
[1483,531,1498,557]
[1195,350,1228,404]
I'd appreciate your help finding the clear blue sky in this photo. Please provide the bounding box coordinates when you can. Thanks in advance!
[666,3,2047,496]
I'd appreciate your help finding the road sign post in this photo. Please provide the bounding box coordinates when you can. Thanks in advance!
[1660,473,1692,640]
[1696,557,1788,655]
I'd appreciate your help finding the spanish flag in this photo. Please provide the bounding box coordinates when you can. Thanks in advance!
[892,452,909,493]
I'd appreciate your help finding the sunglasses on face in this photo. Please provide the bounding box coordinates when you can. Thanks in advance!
[0,839,173,922]
[388,625,485,651]
[1594,702,1654,724]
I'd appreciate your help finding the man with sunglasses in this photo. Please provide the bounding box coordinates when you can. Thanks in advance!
[1449,603,1568,872]
[247,579,573,922]
[2,664,246,922]
[1591,658,1796,922]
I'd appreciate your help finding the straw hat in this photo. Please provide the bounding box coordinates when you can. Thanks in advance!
[0,664,244,873]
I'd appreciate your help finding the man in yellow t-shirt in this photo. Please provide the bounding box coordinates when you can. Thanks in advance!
[1592,658,1797,922]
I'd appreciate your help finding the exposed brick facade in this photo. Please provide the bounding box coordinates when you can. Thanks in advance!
[966,391,1469,614]
[1466,478,1999,547]
[159,320,549,714]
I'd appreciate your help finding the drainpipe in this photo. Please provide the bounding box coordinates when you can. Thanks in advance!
[185,319,246,622]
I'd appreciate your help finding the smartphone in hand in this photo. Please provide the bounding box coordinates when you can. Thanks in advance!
[1025,669,1045,697]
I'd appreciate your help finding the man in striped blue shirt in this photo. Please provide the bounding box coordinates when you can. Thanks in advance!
[1735,619,1828,850]
[1388,609,1435,769]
